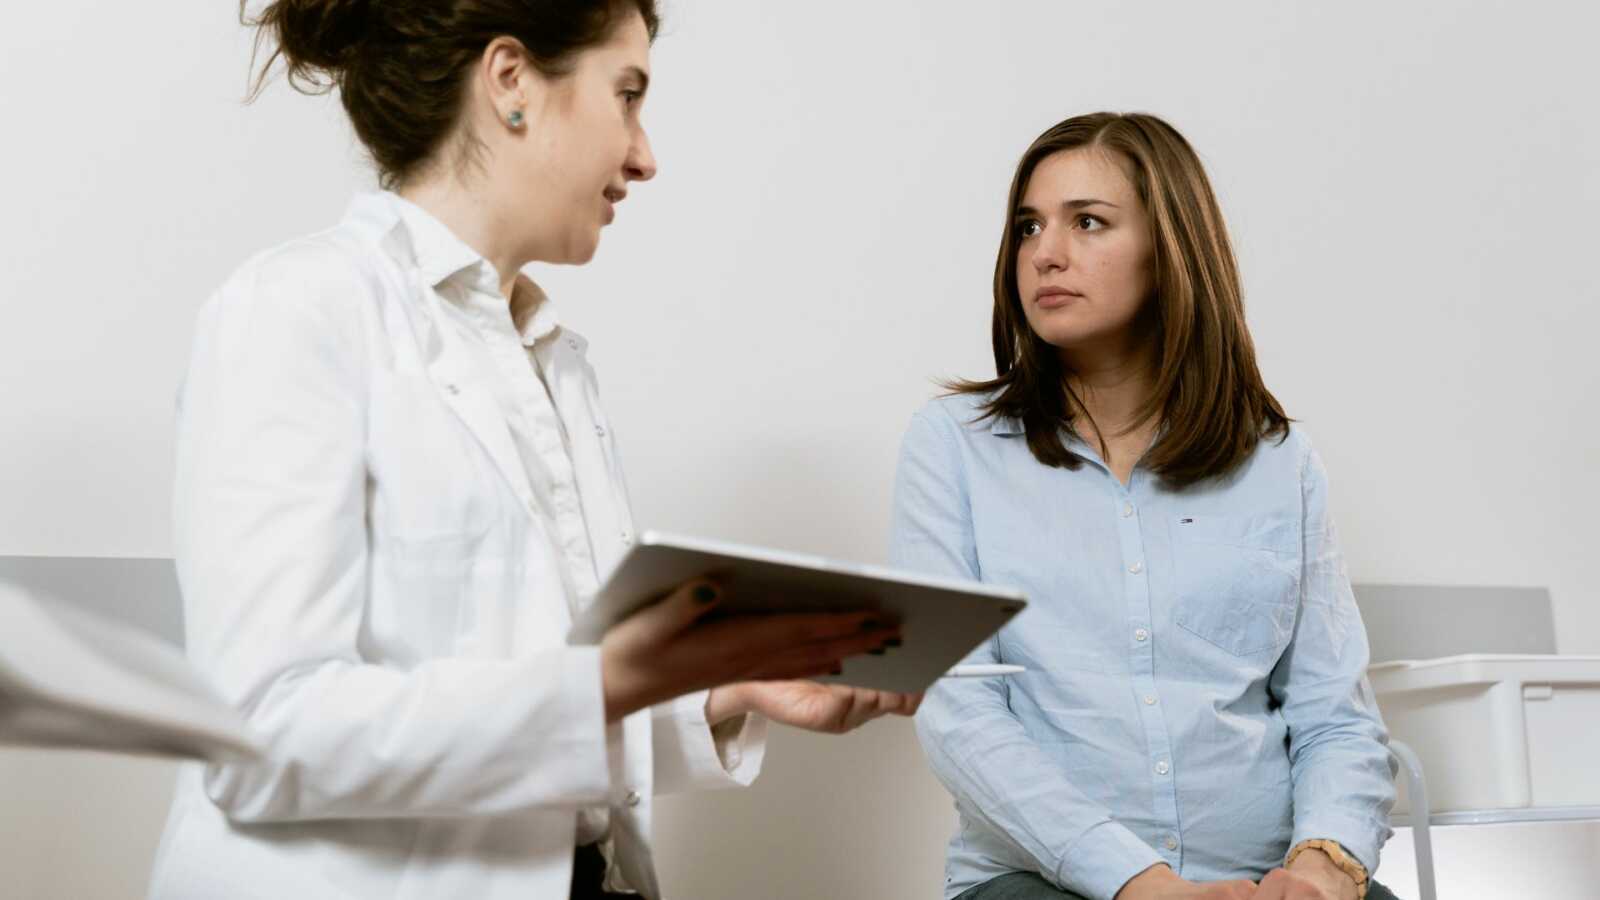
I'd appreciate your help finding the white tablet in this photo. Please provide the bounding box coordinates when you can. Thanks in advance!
[567,531,1027,694]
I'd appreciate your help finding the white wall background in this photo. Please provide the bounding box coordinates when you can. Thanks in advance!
[2,1,1597,898]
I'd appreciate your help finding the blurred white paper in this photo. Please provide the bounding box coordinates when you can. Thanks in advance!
[0,580,261,761]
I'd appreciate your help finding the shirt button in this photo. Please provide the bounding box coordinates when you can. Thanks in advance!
[1135,628,1149,642]
[1155,760,1170,776]
[625,790,641,808]
[444,383,460,396]
[1165,836,1179,851]
[1128,562,1144,574]
[1122,502,1135,518]
[595,425,606,437]
[1144,695,1158,706]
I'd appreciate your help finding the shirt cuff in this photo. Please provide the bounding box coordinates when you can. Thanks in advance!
[1291,814,1385,879]
[1058,820,1166,900]
[651,689,767,794]
[547,644,614,805]
[1287,839,1369,899]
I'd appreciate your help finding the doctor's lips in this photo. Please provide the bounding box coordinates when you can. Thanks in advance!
[602,185,627,223]
[1033,285,1083,309]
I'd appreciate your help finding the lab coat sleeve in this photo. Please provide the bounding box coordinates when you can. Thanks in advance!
[175,244,612,823]
[651,691,767,793]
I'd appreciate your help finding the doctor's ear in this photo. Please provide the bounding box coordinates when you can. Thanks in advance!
[479,37,536,131]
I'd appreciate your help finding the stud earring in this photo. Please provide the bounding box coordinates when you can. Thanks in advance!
[507,109,525,128]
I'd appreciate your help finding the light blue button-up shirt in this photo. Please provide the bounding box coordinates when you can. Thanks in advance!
[891,394,1395,900]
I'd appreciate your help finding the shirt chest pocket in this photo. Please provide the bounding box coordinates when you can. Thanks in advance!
[1169,513,1302,657]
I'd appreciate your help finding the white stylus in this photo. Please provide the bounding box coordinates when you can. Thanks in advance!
[942,664,1027,678]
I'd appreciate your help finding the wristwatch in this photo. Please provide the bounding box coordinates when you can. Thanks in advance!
[1286,839,1368,899]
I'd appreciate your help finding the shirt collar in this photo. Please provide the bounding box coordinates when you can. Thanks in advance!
[374,191,564,348]
[985,406,1164,444]
[509,275,562,346]
[985,413,1102,465]
[989,414,1025,436]
[990,413,1167,478]
[378,190,490,289]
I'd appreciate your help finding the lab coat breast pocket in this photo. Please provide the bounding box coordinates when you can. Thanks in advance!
[366,374,500,543]
[365,374,502,657]
[1170,513,1301,658]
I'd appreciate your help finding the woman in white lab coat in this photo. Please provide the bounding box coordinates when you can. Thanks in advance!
[147,2,917,898]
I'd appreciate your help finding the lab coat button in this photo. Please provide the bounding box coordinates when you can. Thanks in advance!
[625,790,641,808]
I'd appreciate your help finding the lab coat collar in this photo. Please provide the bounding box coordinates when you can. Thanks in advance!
[345,192,569,349]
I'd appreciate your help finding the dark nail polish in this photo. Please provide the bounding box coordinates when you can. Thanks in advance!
[869,647,886,656]
[884,638,903,648]
[694,585,718,604]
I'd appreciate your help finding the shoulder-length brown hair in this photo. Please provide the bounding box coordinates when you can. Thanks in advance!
[949,111,1289,488]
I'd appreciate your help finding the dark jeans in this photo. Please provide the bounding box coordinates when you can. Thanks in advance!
[954,870,1404,900]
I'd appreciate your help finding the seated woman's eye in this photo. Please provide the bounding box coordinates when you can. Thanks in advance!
[1017,219,1042,238]
[1076,215,1105,231]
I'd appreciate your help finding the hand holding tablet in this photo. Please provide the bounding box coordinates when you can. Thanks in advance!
[570,532,1027,695]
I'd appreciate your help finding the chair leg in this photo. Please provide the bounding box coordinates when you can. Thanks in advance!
[1389,740,1437,900]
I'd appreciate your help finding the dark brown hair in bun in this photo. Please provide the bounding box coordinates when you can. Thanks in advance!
[244,0,660,187]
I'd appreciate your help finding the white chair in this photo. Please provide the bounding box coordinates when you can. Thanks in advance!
[1354,584,1600,900]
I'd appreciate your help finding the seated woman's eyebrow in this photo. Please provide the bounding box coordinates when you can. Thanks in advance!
[1016,198,1121,217]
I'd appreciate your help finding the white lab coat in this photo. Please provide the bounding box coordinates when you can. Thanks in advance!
[147,193,766,899]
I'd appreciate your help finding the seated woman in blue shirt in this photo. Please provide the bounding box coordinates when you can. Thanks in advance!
[891,112,1399,900]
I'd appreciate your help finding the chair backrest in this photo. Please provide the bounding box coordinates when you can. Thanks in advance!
[0,556,182,647]
[1351,583,1556,663]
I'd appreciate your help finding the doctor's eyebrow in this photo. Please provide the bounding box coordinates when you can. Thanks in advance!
[620,65,650,94]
